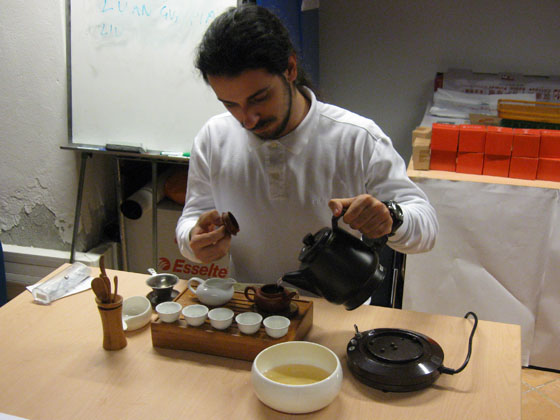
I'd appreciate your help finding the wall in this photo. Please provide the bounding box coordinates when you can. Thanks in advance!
[0,0,115,252]
[319,0,560,160]
[1,0,560,254]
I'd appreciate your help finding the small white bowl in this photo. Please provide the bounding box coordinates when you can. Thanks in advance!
[252,341,343,414]
[263,315,290,338]
[155,301,182,323]
[122,295,152,331]
[182,304,209,327]
[208,307,234,330]
[235,312,263,335]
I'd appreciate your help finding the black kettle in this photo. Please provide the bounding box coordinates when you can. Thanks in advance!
[282,211,387,310]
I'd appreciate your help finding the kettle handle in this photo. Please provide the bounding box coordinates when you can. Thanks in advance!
[332,207,388,250]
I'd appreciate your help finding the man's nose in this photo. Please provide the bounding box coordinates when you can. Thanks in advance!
[241,108,259,130]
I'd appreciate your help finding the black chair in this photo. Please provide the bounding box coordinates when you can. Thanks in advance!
[0,241,7,307]
[370,245,406,309]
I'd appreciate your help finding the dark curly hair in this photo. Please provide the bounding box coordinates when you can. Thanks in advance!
[195,4,312,90]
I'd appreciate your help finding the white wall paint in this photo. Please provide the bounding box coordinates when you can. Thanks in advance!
[1,0,114,250]
[319,0,560,160]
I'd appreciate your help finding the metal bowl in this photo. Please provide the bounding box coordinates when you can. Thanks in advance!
[146,273,179,290]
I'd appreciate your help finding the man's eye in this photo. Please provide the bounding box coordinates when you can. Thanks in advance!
[251,95,267,104]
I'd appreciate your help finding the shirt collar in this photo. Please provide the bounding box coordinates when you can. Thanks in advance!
[246,87,317,154]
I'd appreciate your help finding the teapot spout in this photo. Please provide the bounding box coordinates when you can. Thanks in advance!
[281,269,320,296]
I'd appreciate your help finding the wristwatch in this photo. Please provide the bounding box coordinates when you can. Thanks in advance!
[382,200,403,236]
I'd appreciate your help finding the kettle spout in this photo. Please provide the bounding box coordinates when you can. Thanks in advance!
[281,270,320,296]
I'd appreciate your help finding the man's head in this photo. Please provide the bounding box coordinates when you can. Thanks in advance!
[195,5,307,88]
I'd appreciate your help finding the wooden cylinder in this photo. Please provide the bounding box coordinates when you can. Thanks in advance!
[96,295,127,351]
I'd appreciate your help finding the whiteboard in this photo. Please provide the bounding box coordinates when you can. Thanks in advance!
[69,0,236,153]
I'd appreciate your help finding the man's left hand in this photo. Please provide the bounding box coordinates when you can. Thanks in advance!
[328,194,392,239]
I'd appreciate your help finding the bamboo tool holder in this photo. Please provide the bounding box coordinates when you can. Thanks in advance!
[96,295,127,351]
[151,289,313,361]
[498,99,560,124]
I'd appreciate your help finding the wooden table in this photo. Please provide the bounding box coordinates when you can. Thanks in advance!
[0,265,521,419]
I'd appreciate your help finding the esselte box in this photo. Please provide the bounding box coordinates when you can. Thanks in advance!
[483,155,511,177]
[539,130,560,158]
[431,123,459,151]
[124,199,230,279]
[509,157,539,180]
[456,152,484,175]
[458,125,486,153]
[485,126,513,156]
[537,158,560,182]
[512,129,541,158]
[430,150,456,172]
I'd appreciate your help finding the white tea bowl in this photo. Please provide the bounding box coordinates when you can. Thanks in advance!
[122,295,152,331]
[182,304,209,327]
[155,301,182,323]
[263,315,290,338]
[208,307,234,330]
[252,341,343,414]
[235,312,263,335]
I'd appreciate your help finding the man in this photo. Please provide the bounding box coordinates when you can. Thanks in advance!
[176,5,438,286]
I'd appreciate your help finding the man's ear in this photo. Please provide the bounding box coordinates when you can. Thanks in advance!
[284,54,298,83]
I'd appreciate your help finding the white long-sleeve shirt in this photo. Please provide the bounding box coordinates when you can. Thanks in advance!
[176,88,438,284]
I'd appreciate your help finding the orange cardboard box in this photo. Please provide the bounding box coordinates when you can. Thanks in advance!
[456,152,483,175]
[431,123,459,151]
[430,150,456,172]
[512,128,540,158]
[537,158,560,182]
[458,125,486,153]
[509,157,538,180]
[539,130,560,158]
[483,155,511,177]
[485,126,513,156]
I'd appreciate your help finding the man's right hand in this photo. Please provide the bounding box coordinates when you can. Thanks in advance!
[189,210,232,263]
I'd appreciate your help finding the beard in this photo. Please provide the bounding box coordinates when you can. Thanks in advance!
[249,77,293,140]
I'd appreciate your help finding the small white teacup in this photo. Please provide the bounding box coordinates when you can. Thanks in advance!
[155,301,182,323]
[182,304,209,327]
[208,307,234,330]
[263,315,290,338]
[235,312,263,335]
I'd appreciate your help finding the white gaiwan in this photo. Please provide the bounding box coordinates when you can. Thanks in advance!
[186,277,236,306]
[251,341,343,414]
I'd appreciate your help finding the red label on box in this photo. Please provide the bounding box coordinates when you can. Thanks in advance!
[537,158,560,182]
[539,130,560,158]
[431,123,459,151]
[485,126,513,156]
[458,125,487,153]
[509,157,538,180]
[456,152,484,174]
[483,155,511,177]
[512,129,541,158]
[430,150,456,172]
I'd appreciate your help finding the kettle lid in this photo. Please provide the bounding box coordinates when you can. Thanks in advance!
[298,227,331,263]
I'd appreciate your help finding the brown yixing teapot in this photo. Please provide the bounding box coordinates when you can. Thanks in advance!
[282,210,387,310]
[244,284,298,313]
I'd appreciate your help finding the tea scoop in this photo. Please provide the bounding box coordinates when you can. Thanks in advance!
[222,212,240,236]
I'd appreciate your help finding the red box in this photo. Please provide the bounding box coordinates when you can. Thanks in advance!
[537,158,560,182]
[539,130,560,158]
[431,123,459,151]
[456,152,483,175]
[485,126,513,156]
[458,125,486,153]
[509,157,538,180]
[430,150,456,172]
[483,155,511,177]
[512,129,541,158]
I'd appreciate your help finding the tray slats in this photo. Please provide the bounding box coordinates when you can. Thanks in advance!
[151,289,313,361]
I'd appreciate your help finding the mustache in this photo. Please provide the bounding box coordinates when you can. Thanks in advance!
[248,118,275,131]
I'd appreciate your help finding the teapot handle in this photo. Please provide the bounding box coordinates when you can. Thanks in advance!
[187,277,204,295]
[332,207,388,250]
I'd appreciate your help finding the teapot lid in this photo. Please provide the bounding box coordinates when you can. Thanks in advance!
[298,227,332,263]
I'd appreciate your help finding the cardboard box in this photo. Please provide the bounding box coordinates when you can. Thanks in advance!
[412,137,431,170]
[124,199,230,279]
[431,123,459,151]
[485,126,513,156]
[539,130,560,158]
[512,129,541,158]
[430,150,456,172]
[509,157,538,180]
[456,152,484,175]
[458,125,486,153]
[412,126,432,141]
[537,158,560,181]
[483,155,511,177]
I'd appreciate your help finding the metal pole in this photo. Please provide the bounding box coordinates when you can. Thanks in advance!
[70,152,90,263]
[115,158,128,271]
[151,161,158,270]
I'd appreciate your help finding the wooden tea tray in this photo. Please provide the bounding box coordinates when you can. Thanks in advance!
[151,289,313,361]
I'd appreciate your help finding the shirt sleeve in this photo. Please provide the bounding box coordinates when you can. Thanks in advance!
[365,130,439,254]
[175,128,216,262]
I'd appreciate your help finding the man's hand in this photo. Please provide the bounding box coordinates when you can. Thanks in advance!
[189,210,232,263]
[328,194,392,239]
